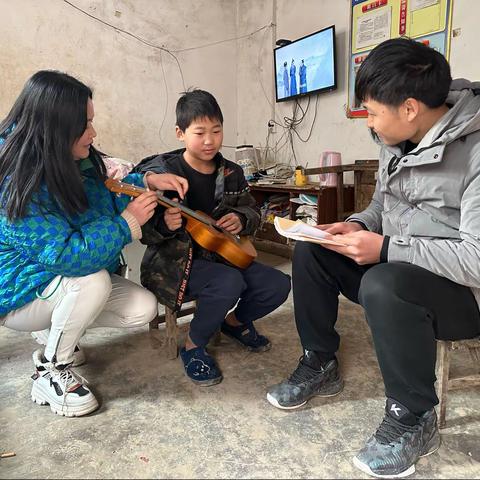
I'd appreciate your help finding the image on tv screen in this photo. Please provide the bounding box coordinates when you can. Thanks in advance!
[274,26,336,102]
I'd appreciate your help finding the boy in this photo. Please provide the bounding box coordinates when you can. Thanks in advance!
[266,38,480,478]
[134,89,291,386]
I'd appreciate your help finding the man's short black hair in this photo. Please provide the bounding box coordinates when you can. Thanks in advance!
[176,89,223,131]
[355,37,452,108]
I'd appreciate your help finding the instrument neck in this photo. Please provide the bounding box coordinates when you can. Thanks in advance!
[105,178,216,227]
[154,192,215,227]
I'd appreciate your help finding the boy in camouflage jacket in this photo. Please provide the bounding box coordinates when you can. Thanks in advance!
[134,90,290,386]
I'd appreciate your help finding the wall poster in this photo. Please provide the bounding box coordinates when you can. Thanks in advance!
[347,0,454,118]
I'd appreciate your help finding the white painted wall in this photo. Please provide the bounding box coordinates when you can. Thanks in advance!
[0,0,238,162]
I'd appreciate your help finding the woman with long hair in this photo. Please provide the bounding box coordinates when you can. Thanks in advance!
[0,70,188,417]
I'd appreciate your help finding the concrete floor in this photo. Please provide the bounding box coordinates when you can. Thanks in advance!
[1,248,479,479]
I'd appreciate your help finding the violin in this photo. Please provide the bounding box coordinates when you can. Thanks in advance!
[105,178,257,269]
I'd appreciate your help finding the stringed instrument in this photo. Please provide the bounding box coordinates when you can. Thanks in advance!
[105,178,257,269]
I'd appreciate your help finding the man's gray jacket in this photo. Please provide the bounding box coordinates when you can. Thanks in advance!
[348,79,480,310]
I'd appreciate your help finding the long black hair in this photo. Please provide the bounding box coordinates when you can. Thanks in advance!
[0,70,107,220]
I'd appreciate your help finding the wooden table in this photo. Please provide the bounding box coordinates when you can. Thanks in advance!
[304,160,378,220]
[248,182,352,224]
[248,181,354,256]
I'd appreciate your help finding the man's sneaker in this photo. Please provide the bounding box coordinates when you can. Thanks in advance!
[353,398,441,478]
[266,357,343,409]
[31,330,86,367]
[221,321,271,352]
[31,349,99,417]
[180,346,223,386]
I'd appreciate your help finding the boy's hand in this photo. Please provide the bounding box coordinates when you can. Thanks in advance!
[316,221,364,235]
[216,213,243,234]
[125,191,158,226]
[321,230,384,265]
[164,199,183,231]
[146,173,188,200]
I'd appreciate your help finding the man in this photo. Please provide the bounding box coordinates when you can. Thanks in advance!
[299,59,307,93]
[290,59,297,96]
[283,61,290,97]
[267,37,480,478]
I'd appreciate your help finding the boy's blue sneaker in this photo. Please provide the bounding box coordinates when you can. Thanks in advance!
[180,346,223,386]
[221,321,271,352]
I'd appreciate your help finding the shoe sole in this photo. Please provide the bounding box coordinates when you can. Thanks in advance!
[352,430,441,478]
[221,331,272,353]
[187,373,223,387]
[266,377,344,410]
[352,456,415,478]
[31,383,99,417]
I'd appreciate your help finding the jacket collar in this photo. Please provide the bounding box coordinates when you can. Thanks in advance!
[373,78,480,158]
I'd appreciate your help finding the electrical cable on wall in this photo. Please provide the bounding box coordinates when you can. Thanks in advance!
[61,0,319,172]
[61,0,273,152]
[260,91,319,175]
[172,24,273,53]
[62,0,273,92]
[62,0,187,91]
[292,95,319,143]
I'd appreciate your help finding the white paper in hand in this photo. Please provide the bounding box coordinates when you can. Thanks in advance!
[274,217,346,246]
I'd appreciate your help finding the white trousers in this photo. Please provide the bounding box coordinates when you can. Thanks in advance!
[2,270,158,364]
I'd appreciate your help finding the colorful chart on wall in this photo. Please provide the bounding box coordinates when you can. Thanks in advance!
[347,0,454,118]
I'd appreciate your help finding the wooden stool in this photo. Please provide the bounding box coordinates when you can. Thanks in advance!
[149,302,221,359]
[436,337,480,428]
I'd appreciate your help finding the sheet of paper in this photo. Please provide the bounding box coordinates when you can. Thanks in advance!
[279,219,330,238]
[274,217,346,246]
[356,7,392,50]
[411,0,439,11]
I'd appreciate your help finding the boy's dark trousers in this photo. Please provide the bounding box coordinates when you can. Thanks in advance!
[185,259,291,348]
[293,241,480,414]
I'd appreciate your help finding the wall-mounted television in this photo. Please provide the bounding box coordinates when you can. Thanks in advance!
[274,25,337,103]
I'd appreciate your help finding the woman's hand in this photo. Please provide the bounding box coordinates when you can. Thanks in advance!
[146,173,188,200]
[216,213,243,235]
[164,199,182,231]
[125,191,158,226]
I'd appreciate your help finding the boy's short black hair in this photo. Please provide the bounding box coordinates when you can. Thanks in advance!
[355,37,452,108]
[176,89,223,131]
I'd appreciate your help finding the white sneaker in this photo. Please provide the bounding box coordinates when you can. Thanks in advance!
[31,349,99,417]
[31,330,86,367]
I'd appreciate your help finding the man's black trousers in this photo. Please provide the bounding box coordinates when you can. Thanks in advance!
[292,241,480,414]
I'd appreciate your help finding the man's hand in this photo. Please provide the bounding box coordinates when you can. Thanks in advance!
[316,221,364,235]
[125,191,159,226]
[164,199,183,231]
[216,213,243,234]
[146,173,188,200]
[321,230,384,265]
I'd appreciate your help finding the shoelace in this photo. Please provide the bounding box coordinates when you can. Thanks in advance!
[374,413,418,445]
[54,366,88,406]
[289,357,324,384]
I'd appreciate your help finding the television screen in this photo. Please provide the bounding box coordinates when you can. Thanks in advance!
[274,25,337,103]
